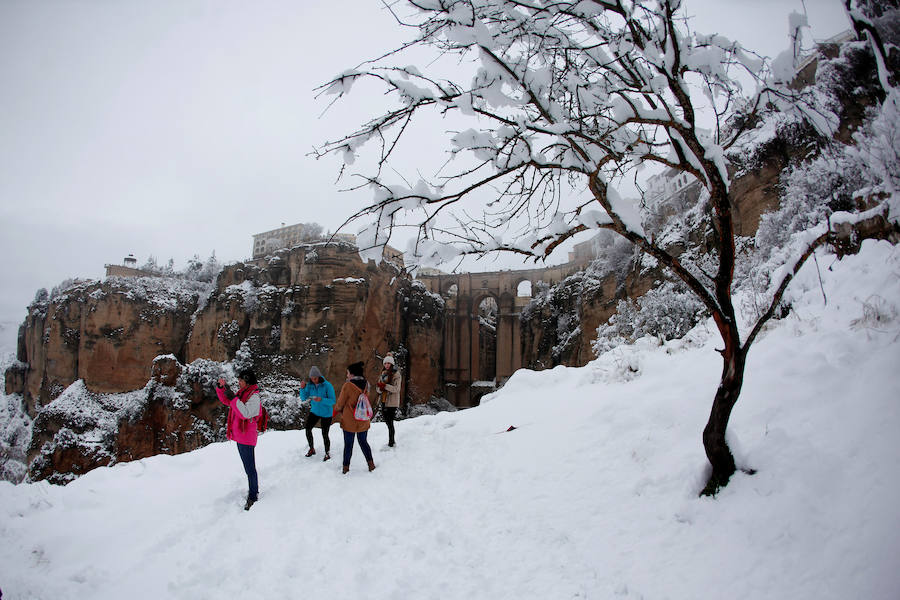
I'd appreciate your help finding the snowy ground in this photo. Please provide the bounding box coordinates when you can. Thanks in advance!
[1,239,898,600]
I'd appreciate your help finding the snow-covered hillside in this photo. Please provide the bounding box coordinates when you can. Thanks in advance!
[1,239,898,599]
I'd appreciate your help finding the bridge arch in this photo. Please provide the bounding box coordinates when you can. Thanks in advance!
[515,278,533,298]
[416,261,583,406]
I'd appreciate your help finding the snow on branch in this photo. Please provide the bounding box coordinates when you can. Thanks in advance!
[314,1,816,280]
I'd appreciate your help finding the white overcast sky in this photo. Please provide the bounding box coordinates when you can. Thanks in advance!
[0,0,849,324]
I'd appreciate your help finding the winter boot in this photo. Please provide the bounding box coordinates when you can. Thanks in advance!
[305,448,316,457]
[342,464,350,474]
[367,460,376,472]
[323,452,331,462]
[244,496,257,511]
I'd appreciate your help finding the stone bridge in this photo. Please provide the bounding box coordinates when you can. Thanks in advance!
[416,261,585,407]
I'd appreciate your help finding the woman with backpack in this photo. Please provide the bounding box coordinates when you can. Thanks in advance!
[299,365,336,461]
[334,361,375,474]
[216,368,263,510]
[376,354,401,447]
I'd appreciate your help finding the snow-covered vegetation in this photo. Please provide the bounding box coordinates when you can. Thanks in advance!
[138,252,223,283]
[0,378,31,483]
[594,281,708,355]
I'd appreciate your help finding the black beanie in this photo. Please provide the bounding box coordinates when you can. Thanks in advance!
[347,361,365,377]
[238,368,258,385]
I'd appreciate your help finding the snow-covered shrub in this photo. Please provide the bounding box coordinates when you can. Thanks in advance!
[849,91,900,199]
[233,340,255,374]
[145,252,223,283]
[850,294,899,332]
[0,391,32,484]
[50,278,94,300]
[756,149,872,256]
[406,396,457,418]
[259,390,304,430]
[180,358,228,392]
[216,320,241,347]
[593,281,708,356]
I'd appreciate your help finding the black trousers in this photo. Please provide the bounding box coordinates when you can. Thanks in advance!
[305,414,332,452]
[383,406,397,445]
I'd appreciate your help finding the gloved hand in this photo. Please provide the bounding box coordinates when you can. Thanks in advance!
[377,381,386,390]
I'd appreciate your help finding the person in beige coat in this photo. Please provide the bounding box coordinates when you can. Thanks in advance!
[334,361,375,474]
[376,354,402,447]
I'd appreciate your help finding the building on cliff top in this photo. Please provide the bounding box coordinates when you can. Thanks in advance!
[105,254,159,278]
[252,222,405,266]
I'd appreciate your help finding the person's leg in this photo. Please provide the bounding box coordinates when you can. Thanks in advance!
[384,407,396,446]
[237,443,258,500]
[358,431,374,463]
[305,414,320,454]
[321,416,332,454]
[342,430,354,469]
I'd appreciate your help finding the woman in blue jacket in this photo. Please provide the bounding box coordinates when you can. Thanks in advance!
[299,365,336,461]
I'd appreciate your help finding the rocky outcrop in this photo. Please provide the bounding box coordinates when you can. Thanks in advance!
[26,358,226,484]
[11,278,204,413]
[185,242,443,400]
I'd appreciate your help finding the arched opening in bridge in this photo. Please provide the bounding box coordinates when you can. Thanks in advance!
[517,280,533,297]
[477,296,497,382]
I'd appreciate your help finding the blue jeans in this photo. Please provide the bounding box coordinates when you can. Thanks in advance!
[236,443,258,500]
[342,430,373,467]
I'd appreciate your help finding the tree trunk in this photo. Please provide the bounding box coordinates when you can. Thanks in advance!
[701,344,746,496]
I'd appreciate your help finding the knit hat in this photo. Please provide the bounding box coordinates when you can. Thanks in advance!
[382,354,395,367]
[238,368,258,385]
[347,361,365,377]
[309,366,323,380]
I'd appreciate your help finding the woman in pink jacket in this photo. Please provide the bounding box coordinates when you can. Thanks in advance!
[216,368,262,510]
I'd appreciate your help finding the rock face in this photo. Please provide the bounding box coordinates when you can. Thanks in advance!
[184,242,443,400]
[12,278,204,413]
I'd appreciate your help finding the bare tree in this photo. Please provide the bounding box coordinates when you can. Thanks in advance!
[314,0,893,494]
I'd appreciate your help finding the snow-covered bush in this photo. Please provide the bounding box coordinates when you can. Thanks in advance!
[257,381,305,431]
[232,340,255,374]
[406,396,457,418]
[155,252,223,283]
[0,390,32,484]
[593,281,708,356]
[849,91,900,199]
[757,149,872,254]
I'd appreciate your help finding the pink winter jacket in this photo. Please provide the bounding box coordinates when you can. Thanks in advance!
[216,384,262,446]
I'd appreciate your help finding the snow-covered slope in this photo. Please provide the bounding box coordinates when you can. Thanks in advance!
[1,240,898,600]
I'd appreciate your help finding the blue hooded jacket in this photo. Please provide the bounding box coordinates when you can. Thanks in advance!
[299,366,336,418]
